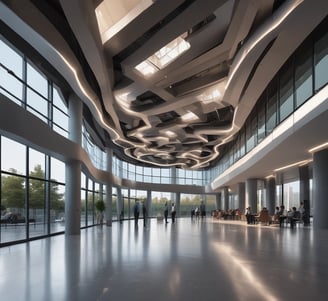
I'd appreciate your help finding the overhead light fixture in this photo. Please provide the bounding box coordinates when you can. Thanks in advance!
[135,33,190,77]
[265,175,275,179]
[274,159,310,172]
[309,142,328,153]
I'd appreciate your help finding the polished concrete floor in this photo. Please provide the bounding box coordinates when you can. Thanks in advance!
[0,218,327,301]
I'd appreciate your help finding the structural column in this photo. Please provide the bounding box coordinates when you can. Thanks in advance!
[65,94,82,235]
[105,147,113,226]
[116,187,122,220]
[246,179,257,213]
[265,177,276,215]
[299,165,310,202]
[147,190,152,218]
[216,192,221,210]
[175,192,181,217]
[237,182,246,213]
[65,160,81,235]
[313,149,328,229]
[222,187,229,211]
[299,165,310,225]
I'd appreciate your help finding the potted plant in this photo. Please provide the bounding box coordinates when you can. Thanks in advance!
[95,200,105,225]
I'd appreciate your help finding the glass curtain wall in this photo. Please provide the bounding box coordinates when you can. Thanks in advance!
[151,191,172,217]
[0,136,66,245]
[80,174,101,227]
[208,20,328,183]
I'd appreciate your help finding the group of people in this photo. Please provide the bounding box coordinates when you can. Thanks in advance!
[133,200,178,226]
[244,201,308,228]
[164,201,176,223]
[191,201,206,220]
[275,202,306,228]
[133,200,147,228]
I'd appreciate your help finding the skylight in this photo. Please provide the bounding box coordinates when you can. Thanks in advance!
[95,0,154,44]
[135,34,191,77]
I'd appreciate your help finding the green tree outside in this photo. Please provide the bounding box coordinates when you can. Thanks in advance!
[1,169,25,209]
[1,165,64,210]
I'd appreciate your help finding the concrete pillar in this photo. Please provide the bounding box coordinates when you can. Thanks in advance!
[65,94,82,235]
[147,190,152,217]
[313,149,328,229]
[65,160,81,235]
[128,189,131,219]
[171,166,177,185]
[68,95,82,145]
[175,192,181,217]
[246,179,257,213]
[222,187,229,211]
[299,165,310,203]
[237,182,246,213]
[116,187,122,220]
[299,165,310,225]
[265,177,276,215]
[216,192,221,209]
[105,148,113,226]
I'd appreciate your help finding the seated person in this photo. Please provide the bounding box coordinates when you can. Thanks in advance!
[288,207,300,229]
[258,207,271,225]
[272,206,280,223]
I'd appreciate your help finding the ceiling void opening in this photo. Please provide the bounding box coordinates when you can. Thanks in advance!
[95,0,154,44]
[135,32,191,77]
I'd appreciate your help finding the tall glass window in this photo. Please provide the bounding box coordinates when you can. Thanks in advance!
[245,114,257,152]
[26,62,49,122]
[0,39,23,104]
[314,31,328,91]
[151,191,171,217]
[295,43,313,108]
[80,173,87,227]
[52,86,69,138]
[279,60,294,122]
[257,97,266,143]
[28,148,47,238]
[266,80,277,135]
[50,157,65,233]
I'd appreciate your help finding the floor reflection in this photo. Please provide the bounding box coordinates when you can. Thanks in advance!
[0,218,328,301]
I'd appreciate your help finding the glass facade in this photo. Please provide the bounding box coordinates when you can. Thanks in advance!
[0,136,66,244]
[209,24,328,182]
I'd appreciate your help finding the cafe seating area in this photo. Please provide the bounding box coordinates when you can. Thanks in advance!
[212,209,307,228]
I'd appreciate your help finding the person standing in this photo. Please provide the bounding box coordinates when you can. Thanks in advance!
[133,200,140,227]
[164,201,169,223]
[171,202,176,223]
[245,206,253,224]
[200,201,206,219]
[142,201,147,227]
